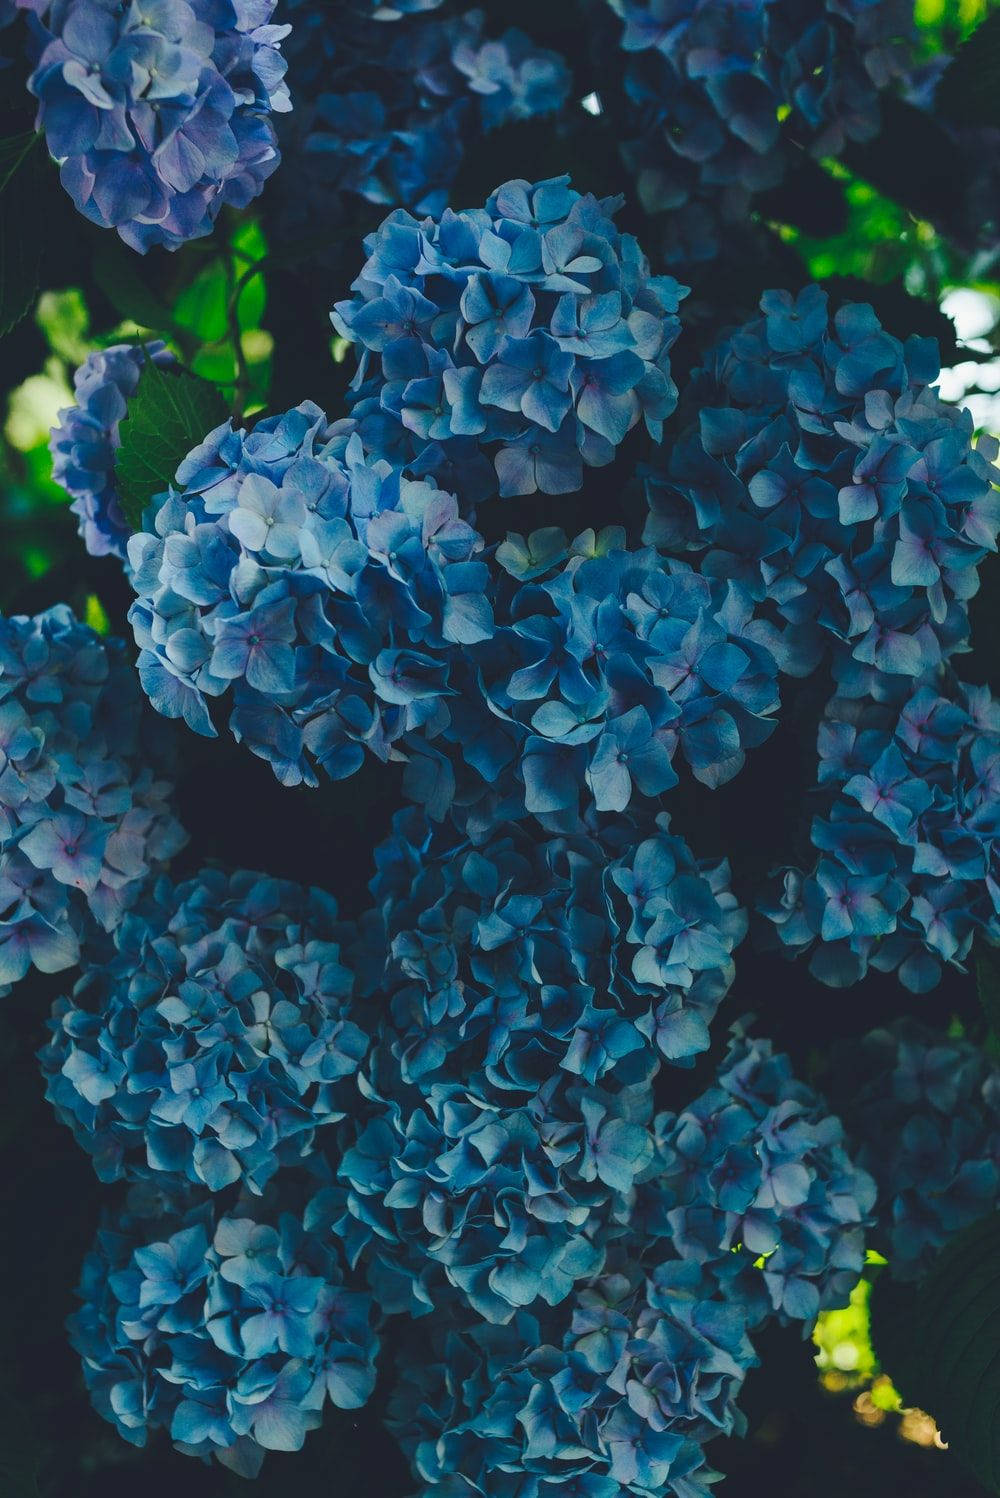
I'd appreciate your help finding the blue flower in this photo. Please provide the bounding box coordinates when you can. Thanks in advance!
[41,865,367,1193]
[25,0,290,251]
[0,606,186,992]
[69,1191,378,1476]
[126,402,493,790]
[832,1020,1000,1282]
[762,676,1000,992]
[644,286,1000,690]
[332,176,686,498]
[51,342,176,559]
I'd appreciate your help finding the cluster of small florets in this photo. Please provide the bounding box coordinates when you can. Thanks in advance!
[644,287,1000,694]
[650,1031,877,1326]
[126,400,492,784]
[276,2,571,238]
[40,866,367,1192]
[387,1261,755,1497]
[832,1019,1000,1281]
[367,804,745,1088]
[762,678,1000,992]
[332,176,686,498]
[50,342,175,560]
[335,1052,657,1323]
[24,0,291,251]
[0,606,185,990]
[602,0,914,262]
[452,527,783,819]
[69,1192,379,1477]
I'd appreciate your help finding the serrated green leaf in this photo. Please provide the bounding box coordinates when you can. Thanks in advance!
[936,11,1000,128]
[114,360,229,529]
[869,1213,1000,1493]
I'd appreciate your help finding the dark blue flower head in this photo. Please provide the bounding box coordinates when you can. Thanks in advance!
[644,287,1000,690]
[762,676,1000,991]
[603,0,914,264]
[416,527,784,825]
[368,803,745,1089]
[0,606,186,991]
[51,341,176,559]
[332,176,687,498]
[69,1190,379,1476]
[650,1028,876,1327]
[25,0,290,250]
[41,864,367,1192]
[126,400,493,787]
[276,4,571,238]
[831,1019,1000,1281]
[386,1259,753,1498]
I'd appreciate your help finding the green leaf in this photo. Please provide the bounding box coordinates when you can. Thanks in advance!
[0,132,45,338]
[869,1213,1000,1492]
[91,234,177,335]
[936,11,1000,128]
[114,359,229,529]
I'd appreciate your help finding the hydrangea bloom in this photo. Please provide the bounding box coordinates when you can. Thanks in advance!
[333,1057,657,1323]
[276,4,571,237]
[332,176,686,498]
[50,341,175,560]
[762,677,1000,992]
[69,1192,378,1477]
[444,527,783,819]
[0,606,185,990]
[387,1263,754,1498]
[602,0,914,263]
[24,0,291,251]
[643,287,1000,692]
[832,1019,1000,1281]
[650,1030,876,1327]
[368,803,745,1086]
[126,400,493,787]
[40,865,366,1192]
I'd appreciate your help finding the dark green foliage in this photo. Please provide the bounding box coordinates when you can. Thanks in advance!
[114,360,228,529]
[0,133,45,339]
[935,11,1000,128]
[870,1214,1000,1494]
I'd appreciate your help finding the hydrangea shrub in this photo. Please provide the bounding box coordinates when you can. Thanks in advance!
[70,1192,379,1476]
[50,341,176,560]
[644,287,1000,692]
[832,1019,1000,1280]
[24,0,291,251]
[0,606,185,989]
[41,866,367,1192]
[332,176,686,497]
[762,677,1000,991]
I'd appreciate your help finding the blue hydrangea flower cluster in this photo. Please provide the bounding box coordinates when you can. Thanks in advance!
[381,1027,873,1496]
[762,677,1000,992]
[40,865,367,1192]
[602,0,914,263]
[0,606,185,990]
[644,287,1000,693]
[50,341,176,560]
[122,394,781,813]
[125,400,492,784]
[832,1019,1000,1281]
[448,526,783,820]
[333,1059,658,1324]
[650,1030,877,1326]
[387,1265,753,1498]
[276,3,571,238]
[24,0,291,251]
[69,1192,379,1477]
[366,804,745,1085]
[332,176,687,498]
